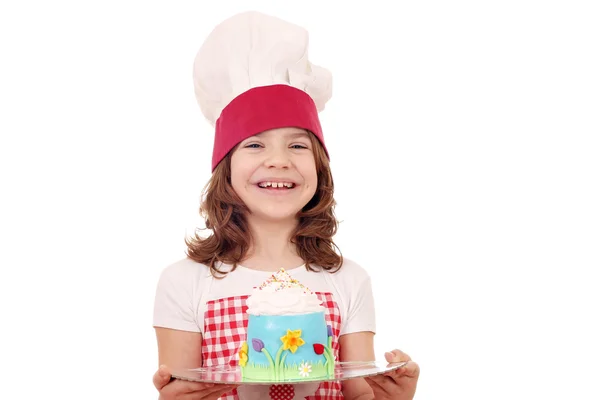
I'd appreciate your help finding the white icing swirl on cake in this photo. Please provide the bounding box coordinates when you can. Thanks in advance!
[246,268,325,316]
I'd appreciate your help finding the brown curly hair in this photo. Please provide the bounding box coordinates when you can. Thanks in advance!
[185,132,342,277]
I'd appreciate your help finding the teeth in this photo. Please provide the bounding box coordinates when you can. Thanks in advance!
[258,181,294,188]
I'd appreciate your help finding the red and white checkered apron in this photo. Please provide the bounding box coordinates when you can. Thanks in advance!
[202,292,343,400]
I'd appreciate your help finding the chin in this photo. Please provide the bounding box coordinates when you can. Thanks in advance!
[251,206,302,223]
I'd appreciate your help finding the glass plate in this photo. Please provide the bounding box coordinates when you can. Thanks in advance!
[171,361,407,385]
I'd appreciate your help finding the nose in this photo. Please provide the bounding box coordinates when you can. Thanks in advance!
[263,146,291,169]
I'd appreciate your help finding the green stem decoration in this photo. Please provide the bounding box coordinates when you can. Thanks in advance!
[324,347,335,375]
[325,337,334,375]
[280,352,289,379]
[274,345,285,381]
[322,349,332,374]
[261,348,276,380]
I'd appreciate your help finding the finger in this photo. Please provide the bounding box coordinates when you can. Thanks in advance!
[385,360,421,386]
[199,384,239,399]
[384,349,412,363]
[365,375,395,396]
[162,378,219,396]
[153,365,172,390]
[400,361,420,378]
[364,377,383,397]
[180,380,225,394]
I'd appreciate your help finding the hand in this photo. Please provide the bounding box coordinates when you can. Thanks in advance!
[153,365,239,400]
[364,349,420,400]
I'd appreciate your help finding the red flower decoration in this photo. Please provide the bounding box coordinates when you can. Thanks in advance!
[313,343,325,355]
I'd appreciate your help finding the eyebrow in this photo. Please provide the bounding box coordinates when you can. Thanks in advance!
[286,131,310,139]
[245,130,310,142]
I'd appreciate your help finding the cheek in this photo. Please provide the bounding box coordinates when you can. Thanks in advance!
[231,172,250,193]
[300,164,318,189]
[230,158,252,189]
[307,172,318,188]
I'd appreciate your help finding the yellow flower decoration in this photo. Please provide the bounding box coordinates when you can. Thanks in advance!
[238,341,248,367]
[280,329,305,354]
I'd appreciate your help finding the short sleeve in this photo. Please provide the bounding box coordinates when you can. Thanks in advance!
[340,273,377,336]
[152,261,201,333]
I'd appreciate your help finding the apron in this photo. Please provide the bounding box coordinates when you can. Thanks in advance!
[202,291,343,400]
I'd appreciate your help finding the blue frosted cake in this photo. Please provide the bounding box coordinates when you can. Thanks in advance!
[238,269,334,381]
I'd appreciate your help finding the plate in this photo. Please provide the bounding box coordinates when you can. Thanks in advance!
[171,361,407,385]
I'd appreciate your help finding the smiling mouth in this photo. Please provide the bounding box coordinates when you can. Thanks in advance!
[257,181,296,189]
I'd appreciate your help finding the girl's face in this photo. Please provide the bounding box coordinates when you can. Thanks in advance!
[230,127,318,224]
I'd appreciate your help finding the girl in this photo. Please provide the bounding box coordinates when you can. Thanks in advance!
[152,11,419,400]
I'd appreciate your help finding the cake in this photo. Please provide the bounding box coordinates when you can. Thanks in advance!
[238,269,334,381]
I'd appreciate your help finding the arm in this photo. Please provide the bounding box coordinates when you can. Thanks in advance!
[340,331,376,400]
[155,327,203,369]
[153,327,239,398]
[151,263,238,398]
[153,261,205,369]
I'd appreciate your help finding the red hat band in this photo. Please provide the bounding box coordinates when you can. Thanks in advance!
[212,84,328,171]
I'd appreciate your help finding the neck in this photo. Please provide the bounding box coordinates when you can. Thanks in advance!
[242,216,304,272]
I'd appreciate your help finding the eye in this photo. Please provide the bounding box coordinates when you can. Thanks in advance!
[244,143,262,149]
[290,144,309,149]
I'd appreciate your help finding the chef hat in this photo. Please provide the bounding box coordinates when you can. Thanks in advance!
[192,11,332,171]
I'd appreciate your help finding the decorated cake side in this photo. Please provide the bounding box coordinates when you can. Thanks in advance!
[238,269,335,381]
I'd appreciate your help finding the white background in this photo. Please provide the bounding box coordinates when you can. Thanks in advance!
[1,1,599,399]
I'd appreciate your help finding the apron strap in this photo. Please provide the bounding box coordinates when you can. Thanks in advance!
[198,265,215,335]
[319,265,345,336]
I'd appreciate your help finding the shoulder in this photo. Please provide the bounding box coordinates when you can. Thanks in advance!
[153,258,211,332]
[333,257,371,278]
[157,257,212,287]
[328,257,372,285]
